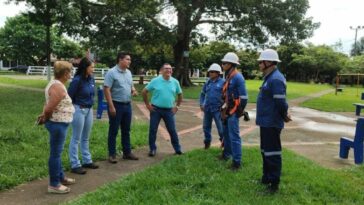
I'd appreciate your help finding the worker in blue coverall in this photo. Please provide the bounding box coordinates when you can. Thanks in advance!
[256,49,292,193]
[199,63,225,149]
[219,52,248,171]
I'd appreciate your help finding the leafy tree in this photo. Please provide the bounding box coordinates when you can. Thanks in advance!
[78,0,319,86]
[290,45,348,82]
[277,43,305,79]
[0,14,47,65]
[237,49,259,79]
[350,36,364,56]
[52,36,83,60]
[190,41,236,71]
[0,15,82,65]
[344,55,364,73]
[9,0,82,68]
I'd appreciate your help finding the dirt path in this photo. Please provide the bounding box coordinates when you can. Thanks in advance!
[288,88,335,106]
[0,86,358,205]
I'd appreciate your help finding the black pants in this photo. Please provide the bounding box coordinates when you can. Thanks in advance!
[260,127,282,185]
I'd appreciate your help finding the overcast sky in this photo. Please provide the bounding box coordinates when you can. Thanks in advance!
[1,0,364,54]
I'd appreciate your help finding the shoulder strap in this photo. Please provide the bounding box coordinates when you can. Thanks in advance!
[222,69,240,115]
[222,69,238,100]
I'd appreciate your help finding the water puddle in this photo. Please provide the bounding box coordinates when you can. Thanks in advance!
[247,107,356,136]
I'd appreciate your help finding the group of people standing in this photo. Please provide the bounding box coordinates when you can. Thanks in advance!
[200,49,291,193]
[37,58,100,194]
[37,52,184,194]
[38,48,290,194]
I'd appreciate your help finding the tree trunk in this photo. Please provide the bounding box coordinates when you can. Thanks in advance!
[45,0,52,81]
[173,39,192,86]
[173,8,193,87]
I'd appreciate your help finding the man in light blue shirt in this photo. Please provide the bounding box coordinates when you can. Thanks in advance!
[142,63,183,157]
[104,52,139,163]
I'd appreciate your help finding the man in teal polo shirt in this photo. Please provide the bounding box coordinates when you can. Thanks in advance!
[142,63,183,157]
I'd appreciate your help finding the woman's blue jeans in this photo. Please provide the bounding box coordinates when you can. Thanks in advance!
[45,121,69,187]
[69,105,93,169]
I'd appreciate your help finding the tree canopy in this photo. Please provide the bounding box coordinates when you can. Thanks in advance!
[351,36,364,56]
[0,14,82,65]
[76,0,319,85]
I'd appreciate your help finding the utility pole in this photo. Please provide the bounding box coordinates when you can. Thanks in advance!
[350,26,364,56]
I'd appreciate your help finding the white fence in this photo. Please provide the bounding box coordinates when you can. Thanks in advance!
[26,66,109,79]
[93,68,109,80]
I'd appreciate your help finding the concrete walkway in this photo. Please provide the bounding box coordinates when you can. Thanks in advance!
[0,85,358,205]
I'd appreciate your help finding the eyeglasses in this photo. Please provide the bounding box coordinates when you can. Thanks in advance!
[221,62,229,66]
[258,61,264,64]
[209,71,220,74]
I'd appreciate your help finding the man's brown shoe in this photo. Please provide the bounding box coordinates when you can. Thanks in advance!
[108,155,117,164]
[122,153,139,160]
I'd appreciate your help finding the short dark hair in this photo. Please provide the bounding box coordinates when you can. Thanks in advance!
[116,52,130,63]
[160,63,172,69]
[75,57,93,77]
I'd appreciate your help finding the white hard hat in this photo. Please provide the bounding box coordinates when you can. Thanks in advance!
[221,52,240,65]
[207,63,222,74]
[257,49,281,62]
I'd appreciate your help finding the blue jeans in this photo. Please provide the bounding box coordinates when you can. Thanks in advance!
[69,105,93,169]
[223,113,242,164]
[203,110,224,143]
[45,121,69,187]
[149,106,181,152]
[108,101,132,156]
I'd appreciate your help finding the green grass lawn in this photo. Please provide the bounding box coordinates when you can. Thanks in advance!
[302,87,364,112]
[0,87,148,190]
[176,80,331,103]
[67,148,364,205]
[0,76,332,103]
[0,76,48,88]
[138,80,331,103]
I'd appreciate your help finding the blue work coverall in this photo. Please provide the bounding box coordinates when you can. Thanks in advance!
[222,71,248,166]
[199,77,225,144]
[256,68,288,186]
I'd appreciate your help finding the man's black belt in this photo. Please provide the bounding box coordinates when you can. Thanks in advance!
[113,101,131,105]
[78,104,92,108]
[152,105,172,110]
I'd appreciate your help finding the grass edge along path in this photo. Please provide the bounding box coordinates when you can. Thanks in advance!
[67,148,364,205]
[301,86,364,112]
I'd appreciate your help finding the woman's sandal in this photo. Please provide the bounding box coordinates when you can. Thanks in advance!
[61,177,76,185]
[48,184,70,194]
